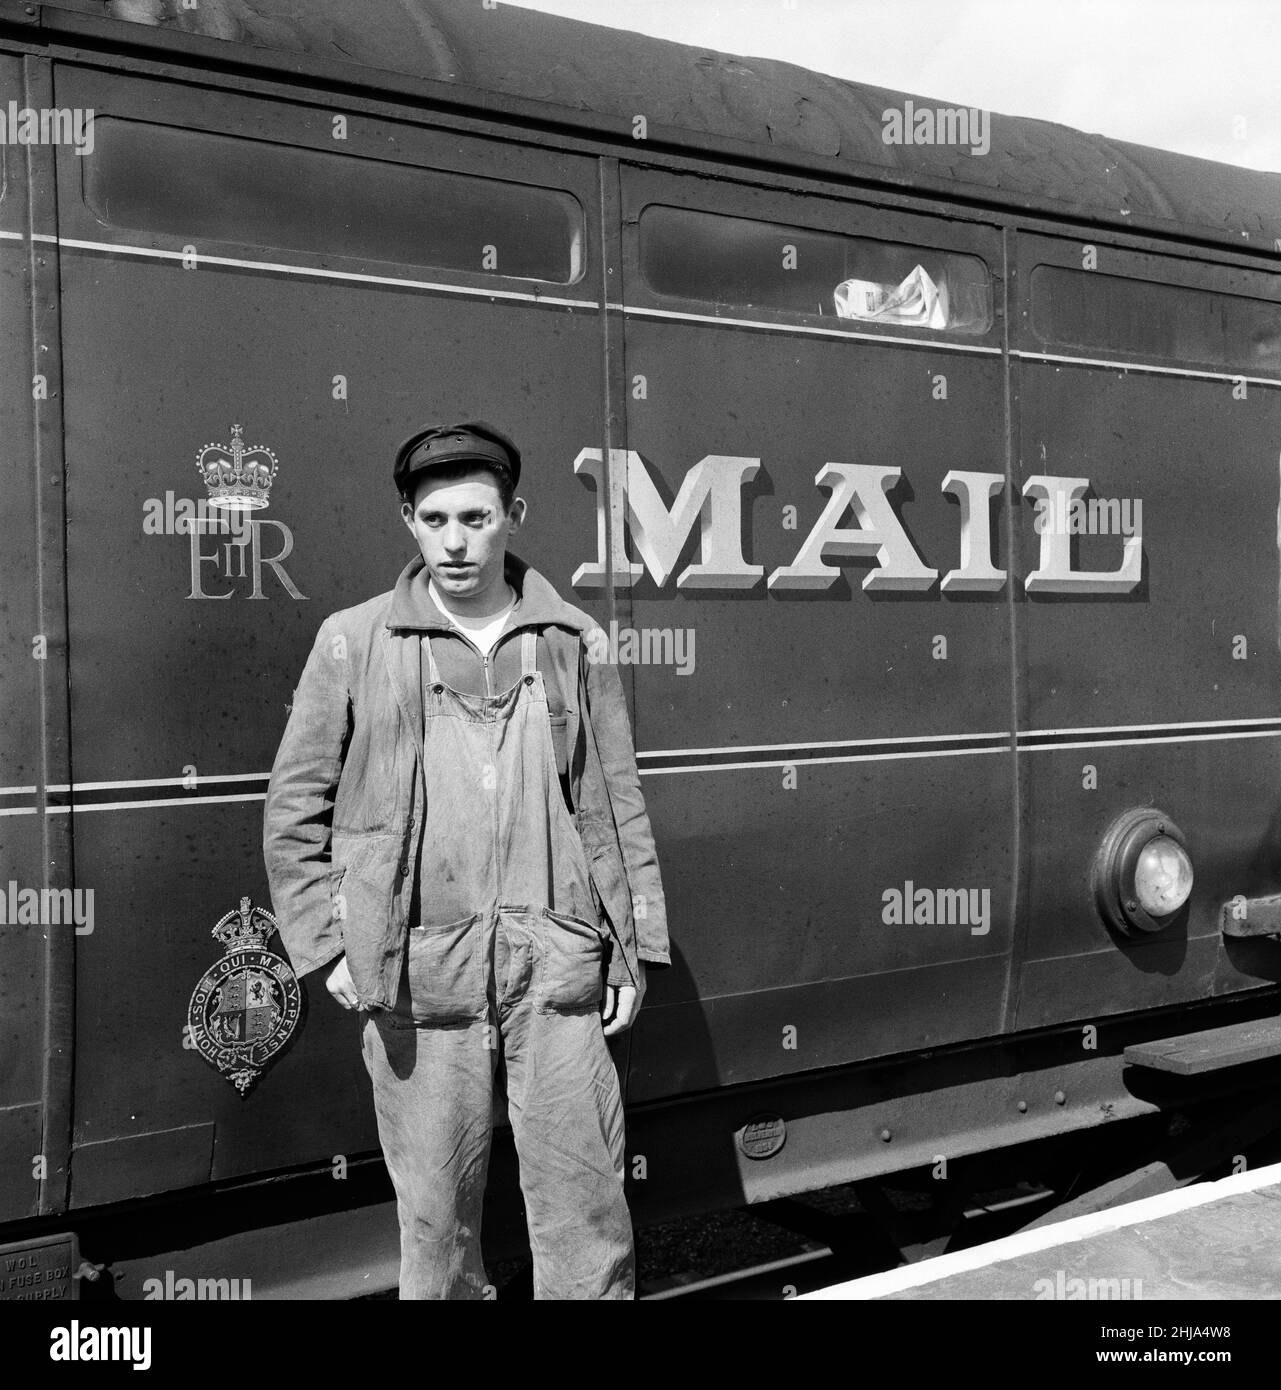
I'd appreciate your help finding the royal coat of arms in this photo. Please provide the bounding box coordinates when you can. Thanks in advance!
[188,897,302,1094]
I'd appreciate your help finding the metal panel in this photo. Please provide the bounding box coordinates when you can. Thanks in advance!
[0,50,75,1221]
[70,1123,214,1208]
[1009,231,1281,1031]
[0,118,46,1199]
[48,62,607,1203]
[616,164,1015,1101]
[0,60,44,1221]
[0,1105,43,1223]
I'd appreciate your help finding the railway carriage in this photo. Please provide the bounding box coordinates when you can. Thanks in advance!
[3,0,1281,1297]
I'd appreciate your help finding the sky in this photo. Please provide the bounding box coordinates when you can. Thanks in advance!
[508,0,1281,172]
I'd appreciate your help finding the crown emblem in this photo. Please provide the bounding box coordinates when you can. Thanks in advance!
[211,896,278,951]
[190,895,302,1095]
[196,424,278,510]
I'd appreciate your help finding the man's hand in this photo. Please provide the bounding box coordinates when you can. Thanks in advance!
[325,954,360,1010]
[602,961,647,1036]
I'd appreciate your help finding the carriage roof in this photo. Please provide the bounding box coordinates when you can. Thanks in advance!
[29,0,1281,254]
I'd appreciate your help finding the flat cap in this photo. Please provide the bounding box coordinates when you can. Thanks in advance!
[393,420,522,496]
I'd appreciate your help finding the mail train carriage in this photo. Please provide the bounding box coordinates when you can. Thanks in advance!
[3,0,1281,1295]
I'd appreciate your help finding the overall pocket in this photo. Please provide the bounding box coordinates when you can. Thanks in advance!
[391,911,487,1026]
[536,908,606,1014]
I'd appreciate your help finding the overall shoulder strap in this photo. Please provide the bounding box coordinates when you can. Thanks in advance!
[423,633,442,686]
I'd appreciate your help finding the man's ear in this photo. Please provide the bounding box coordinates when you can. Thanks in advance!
[400,500,416,535]
[507,497,527,533]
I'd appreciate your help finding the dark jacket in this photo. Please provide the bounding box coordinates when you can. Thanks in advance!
[262,552,670,1006]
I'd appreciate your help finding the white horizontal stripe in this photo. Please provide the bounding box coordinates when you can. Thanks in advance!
[1027,716,1281,736]
[1019,729,1281,753]
[0,231,597,308]
[1023,714,1281,737]
[46,792,268,814]
[1012,347,1281,388]
[612,301,1001,353]
[677,947,1010,1007]
[640,730,1008,758]
[642,716,1280,765]
[799,1156,1281,1300]
[0,807,38,818]
[639,746,1009,775]
[44,772,271,793]
[6,229,1271,382]
[1,716,1277,802]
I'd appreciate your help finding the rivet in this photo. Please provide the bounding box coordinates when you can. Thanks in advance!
[1054,1091,1066,1105]
[1126,900,1138,912]
[880,1128,892,1142]
[1017,1100,1028,1113]
[1157,822,1166,834]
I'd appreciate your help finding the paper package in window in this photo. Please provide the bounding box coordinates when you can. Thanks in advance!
[834,264,949,328]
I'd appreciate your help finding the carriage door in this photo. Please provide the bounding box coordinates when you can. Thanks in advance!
[1009,233,1281,1030]
[611,165,1016,1104]
[47,59,605,1210]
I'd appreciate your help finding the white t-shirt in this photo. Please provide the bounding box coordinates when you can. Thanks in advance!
[428,579,517,656]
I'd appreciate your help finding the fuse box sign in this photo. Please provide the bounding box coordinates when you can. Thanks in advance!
[0,1234,78,1301]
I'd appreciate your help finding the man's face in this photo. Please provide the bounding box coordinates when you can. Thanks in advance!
[400,467,525,604]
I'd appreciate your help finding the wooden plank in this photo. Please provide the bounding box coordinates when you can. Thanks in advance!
[1123,1019,1281,1074]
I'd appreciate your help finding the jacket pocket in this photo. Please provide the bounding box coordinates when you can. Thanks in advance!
[536,908,606,1014]
[388,911,487,1027]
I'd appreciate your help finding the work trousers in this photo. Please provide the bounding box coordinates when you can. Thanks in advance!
[360,905,634,1299]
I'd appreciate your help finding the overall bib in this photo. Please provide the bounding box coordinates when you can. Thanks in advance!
[360,628,634,1299]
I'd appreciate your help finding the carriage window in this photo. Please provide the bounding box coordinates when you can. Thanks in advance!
[639,205,992,333]
[83,118,584,284]
[1031,266,1281,374]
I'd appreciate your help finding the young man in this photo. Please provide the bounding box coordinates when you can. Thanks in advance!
[263,421,670,1299]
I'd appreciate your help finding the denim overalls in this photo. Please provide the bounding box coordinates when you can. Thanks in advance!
[360,628,634,1299]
